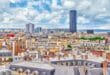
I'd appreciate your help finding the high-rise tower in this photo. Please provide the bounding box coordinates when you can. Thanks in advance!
[69,10,77,33]
[26,23,35,33]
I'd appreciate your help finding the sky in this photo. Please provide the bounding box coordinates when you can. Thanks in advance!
[0,0,110,29]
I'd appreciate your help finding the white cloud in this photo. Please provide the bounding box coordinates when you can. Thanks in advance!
[63,0,76,9]
[77,0,91,10]
[10,0,21,3]
[0,6,38,28]
[0,0,10,9]
[78,16,90,24]
[98,24,110,29]
[51,0,62,10]
[96,12,110,19]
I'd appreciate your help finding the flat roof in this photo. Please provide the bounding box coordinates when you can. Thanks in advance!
[10,61,54,70]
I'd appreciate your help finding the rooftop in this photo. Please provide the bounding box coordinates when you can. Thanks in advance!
[0,48,11,53]
[10,61,54,70]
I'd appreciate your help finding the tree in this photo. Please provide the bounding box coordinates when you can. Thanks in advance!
[8,57,13,62]
[67,44,72,49]
[80,36,105,41]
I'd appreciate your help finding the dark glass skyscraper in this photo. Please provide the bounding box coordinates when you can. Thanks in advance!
[69,10,77,33]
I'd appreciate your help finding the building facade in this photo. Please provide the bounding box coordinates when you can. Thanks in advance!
[26,23,35,33]
[35,27,42,33]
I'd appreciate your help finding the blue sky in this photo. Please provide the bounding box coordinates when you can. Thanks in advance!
[0,0,110,29]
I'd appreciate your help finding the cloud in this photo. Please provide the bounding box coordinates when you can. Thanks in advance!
[78,16,90,24]
[77,0,91,11]
[0,0,10,9]
[0,0,110,29]
[63,0,76,9]
[51,0,62,9]
[98,24,110,29]
[10,0,21,3]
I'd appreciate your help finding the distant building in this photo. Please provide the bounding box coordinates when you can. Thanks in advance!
[35,27,42,33]
[26,23,35,33]
[87,30,94,34]
[107,32,110,36]
[0,28,23,32]
[69,10,77,33]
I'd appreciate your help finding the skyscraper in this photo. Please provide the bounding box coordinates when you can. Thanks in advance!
[69,10,77,33]
[26,23,35,33]
[87,30,94,34]
[35,27,42,33]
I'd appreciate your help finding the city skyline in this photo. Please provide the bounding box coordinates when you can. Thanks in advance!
[0,0,110,29]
